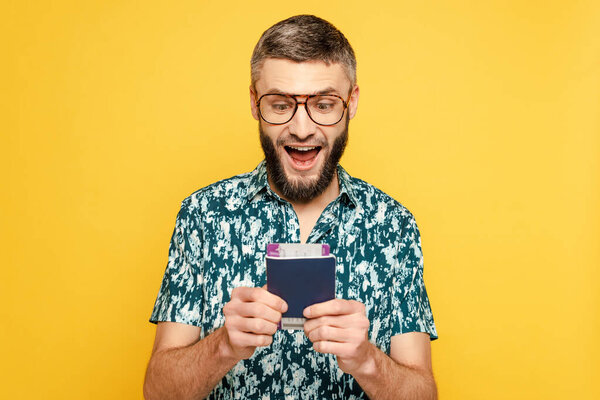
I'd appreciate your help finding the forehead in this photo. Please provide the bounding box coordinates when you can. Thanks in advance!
[255,58,351,95]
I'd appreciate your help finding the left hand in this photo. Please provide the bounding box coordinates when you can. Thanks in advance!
[303,299,374,375]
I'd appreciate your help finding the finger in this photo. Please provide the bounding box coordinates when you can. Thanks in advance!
[228,330,274,348]
[303,314,363,332]
[262,284,288,312]
[312,340,353,357]
[232,287,288,312]
[235,301,283,324]
[306,325,358,343]
[304,299,364,318]
[227,315,278,336]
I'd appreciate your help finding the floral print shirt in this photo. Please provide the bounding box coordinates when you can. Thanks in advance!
[149,160,438,399]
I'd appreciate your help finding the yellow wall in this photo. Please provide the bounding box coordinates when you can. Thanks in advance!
[2,1,598,398]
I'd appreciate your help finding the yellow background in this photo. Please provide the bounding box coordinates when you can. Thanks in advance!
[2,1,598,399]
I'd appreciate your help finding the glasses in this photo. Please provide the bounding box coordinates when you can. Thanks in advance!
[256,93,349,126]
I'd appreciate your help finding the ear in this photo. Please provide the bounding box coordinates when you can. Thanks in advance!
[348,84,360,120]
[249,85,259,121]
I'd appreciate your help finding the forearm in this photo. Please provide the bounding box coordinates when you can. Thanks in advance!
[144,327,240,400]
[351,343,437,400]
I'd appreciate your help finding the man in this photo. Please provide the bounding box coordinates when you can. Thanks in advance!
[144,14,438,400]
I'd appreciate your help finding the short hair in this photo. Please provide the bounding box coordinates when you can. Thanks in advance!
[250,15,357,90]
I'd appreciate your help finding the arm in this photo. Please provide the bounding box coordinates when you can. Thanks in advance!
[303,300,437,400]
[143,324,237,400]
[350,333,437,399]
[144,287,288,400]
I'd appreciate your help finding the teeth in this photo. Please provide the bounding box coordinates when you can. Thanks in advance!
[288,146,317,151]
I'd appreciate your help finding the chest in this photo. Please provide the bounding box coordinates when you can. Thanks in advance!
[199,202,398,339]
[297,208,324,243]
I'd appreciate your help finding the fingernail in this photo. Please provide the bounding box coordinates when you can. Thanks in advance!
[281,302,288,312]
[304,307,311,318]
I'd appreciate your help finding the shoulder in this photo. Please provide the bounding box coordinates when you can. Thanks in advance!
[345,171,416,226]
[179,170,255,215]
[345,172,424,266]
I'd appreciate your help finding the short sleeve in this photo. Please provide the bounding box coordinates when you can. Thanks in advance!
[390,214,438,341]
[149,197,204,328]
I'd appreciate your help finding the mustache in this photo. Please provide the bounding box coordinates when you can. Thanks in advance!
[275,135,328,148]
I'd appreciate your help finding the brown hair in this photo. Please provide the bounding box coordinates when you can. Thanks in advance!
[250,15,357,90]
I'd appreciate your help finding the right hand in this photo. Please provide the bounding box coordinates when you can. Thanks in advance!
[221,285,288,360]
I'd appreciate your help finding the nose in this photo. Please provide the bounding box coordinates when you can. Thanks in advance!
[288,101,317,139]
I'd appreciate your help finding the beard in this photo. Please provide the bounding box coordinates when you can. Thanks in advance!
[259,115,349,202]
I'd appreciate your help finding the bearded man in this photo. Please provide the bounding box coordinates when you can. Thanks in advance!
[144,14,438,400]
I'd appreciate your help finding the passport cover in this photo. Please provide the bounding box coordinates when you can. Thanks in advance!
[266,255,336,330]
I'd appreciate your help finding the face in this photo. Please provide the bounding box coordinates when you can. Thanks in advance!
[250,59,360,202]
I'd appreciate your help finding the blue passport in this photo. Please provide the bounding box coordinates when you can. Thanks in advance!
[266,255,336,330]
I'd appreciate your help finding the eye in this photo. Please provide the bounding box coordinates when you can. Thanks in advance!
[312,100,337,113]
[309,95,341,114]
[316,102,334,110]
[272,103,292,112]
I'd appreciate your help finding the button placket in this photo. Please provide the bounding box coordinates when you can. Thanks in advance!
[306,199,341,244]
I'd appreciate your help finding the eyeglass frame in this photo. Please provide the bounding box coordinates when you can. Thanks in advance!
[255,92,351,126]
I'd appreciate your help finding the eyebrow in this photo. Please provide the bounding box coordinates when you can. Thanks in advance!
[265,86,341,96]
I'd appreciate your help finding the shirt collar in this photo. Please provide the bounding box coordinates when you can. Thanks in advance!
[246,160,270,201]
[336,164,359,208]
[246,160,358,208]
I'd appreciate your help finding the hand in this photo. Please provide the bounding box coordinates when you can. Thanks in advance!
[303,299,374,375]
[221,285,287,361]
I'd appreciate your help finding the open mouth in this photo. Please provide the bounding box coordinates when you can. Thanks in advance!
[283,145,322,170]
